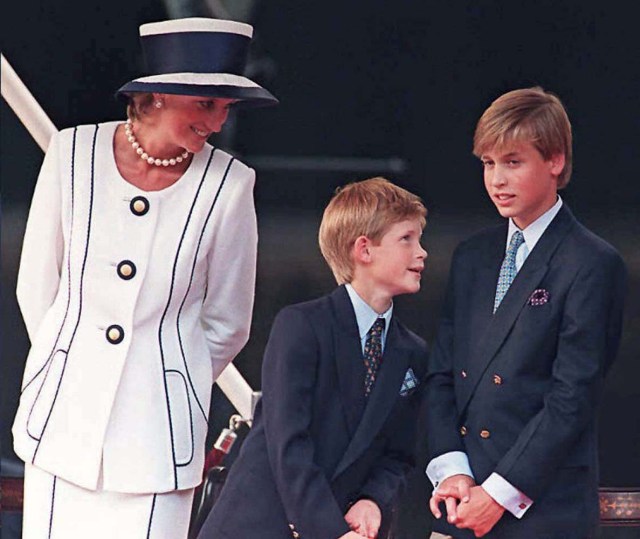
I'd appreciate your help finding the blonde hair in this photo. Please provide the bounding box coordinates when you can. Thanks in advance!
[125,92,155,121]
[473,86,573,188]
[318,177,427,284]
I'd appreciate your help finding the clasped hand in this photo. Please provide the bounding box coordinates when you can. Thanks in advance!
[429,475,505,537]
[340,499,382,539]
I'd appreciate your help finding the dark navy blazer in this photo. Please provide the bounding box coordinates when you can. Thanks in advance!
[198,285,428,539]
[425,204,627,539]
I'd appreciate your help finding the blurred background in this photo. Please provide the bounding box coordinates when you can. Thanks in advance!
[2,0,639,537]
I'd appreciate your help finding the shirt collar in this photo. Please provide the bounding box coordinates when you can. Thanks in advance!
[345,283,393,340]
[507,195,563,252]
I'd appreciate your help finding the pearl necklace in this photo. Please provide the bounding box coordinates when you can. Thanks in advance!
[124,119,190,167]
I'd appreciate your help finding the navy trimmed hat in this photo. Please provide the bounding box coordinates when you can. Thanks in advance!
[115,18,278,108]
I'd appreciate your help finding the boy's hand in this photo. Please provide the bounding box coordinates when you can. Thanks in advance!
[455,486,505,537]
[344,499,382,538]
[429,474,475,523]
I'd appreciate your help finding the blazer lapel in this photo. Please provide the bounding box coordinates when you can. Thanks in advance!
[458,205,577,415]
[331,287,367,436]
[332,317,410,480]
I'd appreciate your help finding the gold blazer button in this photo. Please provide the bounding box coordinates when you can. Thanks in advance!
[480,429,491,439]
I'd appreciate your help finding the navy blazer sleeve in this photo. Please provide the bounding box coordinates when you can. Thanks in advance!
[424,246,468,459]
[261,306,351,539]
[495,248,627,498]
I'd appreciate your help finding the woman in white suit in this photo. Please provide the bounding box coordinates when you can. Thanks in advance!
[12,17,277,538]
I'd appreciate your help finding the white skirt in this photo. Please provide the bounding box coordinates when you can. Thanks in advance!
[22,464,195,539]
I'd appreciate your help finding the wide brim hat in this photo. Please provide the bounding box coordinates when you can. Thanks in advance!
[115,18,278,108]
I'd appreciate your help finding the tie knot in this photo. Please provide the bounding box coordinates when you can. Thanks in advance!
[508,230,525,254]
[368,317,385,338]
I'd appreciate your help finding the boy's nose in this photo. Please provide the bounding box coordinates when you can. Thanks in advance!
[490,168,507,186]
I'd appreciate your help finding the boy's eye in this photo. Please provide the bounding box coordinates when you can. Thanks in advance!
[481,160,494,167]
[198,101,214,109]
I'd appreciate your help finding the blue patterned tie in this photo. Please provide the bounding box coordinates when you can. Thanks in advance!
[363,317,385,396]
[493,230,525,313]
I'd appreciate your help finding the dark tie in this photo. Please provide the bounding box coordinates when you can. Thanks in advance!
[494,230,525,313]
[364,317,385,396]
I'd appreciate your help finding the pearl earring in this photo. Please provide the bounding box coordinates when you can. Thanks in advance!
[154,101,163,109]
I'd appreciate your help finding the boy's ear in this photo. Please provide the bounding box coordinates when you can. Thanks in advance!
[353,235,373,264]
[549,153,566,177]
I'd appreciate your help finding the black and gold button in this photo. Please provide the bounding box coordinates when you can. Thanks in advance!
[493,374,503,385]
[117,260,137,280]
[130,196,149,216]
[460,425,467,436]
[480,429,491,439]
[106,324,124,344]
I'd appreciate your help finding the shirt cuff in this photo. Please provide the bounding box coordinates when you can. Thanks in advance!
[426,451,475,492]
[482,473,533,518]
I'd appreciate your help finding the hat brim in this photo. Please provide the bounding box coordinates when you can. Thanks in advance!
[115,74,278,108]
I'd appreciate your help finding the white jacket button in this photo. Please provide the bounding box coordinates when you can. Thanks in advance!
[130,196,149,216]
[106,324,124,344]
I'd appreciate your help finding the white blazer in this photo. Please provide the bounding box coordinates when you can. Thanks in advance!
[12,121,258,493]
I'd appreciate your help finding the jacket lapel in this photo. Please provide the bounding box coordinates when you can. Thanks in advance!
[331,287,367,436]
[332,317,410,480]
[458,205,577,415]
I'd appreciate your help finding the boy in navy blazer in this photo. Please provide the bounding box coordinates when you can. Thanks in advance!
[198,177,429,539]
[425,87,627,539]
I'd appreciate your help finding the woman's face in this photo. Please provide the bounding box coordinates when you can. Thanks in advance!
[155,94,237,153]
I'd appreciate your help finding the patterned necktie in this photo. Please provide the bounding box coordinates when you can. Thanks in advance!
[493,230,525,313]
[364,317,385,396]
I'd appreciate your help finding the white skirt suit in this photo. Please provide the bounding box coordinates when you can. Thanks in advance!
[12,121,258,537]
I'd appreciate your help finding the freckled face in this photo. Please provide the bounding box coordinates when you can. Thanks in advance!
[367,219,428,297]
[156,95,237,153]
[481,142,564,229]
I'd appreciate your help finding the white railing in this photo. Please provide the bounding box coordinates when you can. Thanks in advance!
[1,52,257,422]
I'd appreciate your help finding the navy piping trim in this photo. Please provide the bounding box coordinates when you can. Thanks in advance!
[176,150,233,425]
[48,475,57,538]
[26,350,67,441]
[21,127,78,395]
[33,124,97,462]
[146,494,157,539]
[157,146,214,488]
[166,369,194,466]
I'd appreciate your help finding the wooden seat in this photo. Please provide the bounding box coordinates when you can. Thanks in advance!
[599,488,640,527]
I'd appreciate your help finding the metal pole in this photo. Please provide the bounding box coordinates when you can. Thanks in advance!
[1,52,256,421]
[1,54,57,152]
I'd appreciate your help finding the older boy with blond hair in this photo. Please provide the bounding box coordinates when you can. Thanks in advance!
[425,87,627,538]
[198,177,428,539]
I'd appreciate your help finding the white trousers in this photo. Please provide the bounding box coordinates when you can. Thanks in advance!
[23,464,194,539]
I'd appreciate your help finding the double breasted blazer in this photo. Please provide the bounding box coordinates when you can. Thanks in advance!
[425,204,627,538]
[12,122,257,493]
[197,286,428,539]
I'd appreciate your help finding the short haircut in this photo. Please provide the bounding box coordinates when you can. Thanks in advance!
[473,86,573,188]
[319,177,427,285]
[125,92,155,121]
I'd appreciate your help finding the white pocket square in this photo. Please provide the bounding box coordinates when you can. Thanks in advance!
[400,367,419,396]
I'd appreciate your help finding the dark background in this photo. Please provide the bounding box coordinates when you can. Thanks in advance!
[2,1,639,536]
